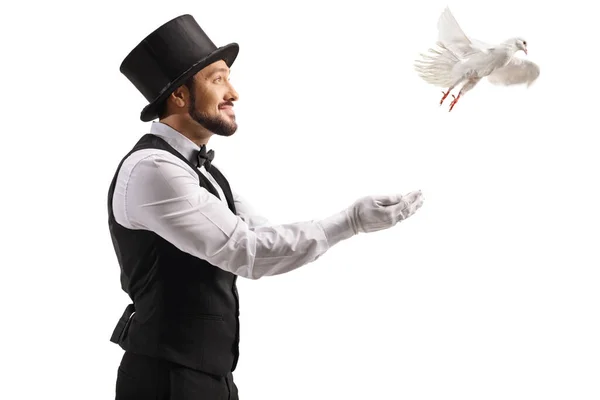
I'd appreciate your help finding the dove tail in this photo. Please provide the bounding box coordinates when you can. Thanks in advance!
[414,42,460,88]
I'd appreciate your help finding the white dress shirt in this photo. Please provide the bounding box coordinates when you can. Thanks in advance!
[112,122,354,279]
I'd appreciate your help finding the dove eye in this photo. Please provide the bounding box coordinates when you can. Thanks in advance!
[523,41,527,46]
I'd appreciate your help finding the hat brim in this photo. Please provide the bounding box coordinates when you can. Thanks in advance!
[140,43,239,122]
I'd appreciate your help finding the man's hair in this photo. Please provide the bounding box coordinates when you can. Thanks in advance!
[157,75,196,119]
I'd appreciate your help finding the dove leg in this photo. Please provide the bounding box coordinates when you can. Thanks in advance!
[449,78,481,111]
[441,76,468,105]
[448,94,461,111]
[440,87,454,105]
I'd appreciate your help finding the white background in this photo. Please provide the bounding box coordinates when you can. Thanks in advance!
[1,0,599,399]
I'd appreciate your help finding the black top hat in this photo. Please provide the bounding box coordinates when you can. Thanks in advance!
[120,14,239,122]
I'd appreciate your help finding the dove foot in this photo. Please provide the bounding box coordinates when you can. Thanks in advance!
[449,94,461,112]
[440,89,452,105]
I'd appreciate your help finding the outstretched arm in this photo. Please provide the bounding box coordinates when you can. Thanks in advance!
[112,150,423,279]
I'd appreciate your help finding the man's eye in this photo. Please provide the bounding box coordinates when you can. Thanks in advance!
[214,76,222,83]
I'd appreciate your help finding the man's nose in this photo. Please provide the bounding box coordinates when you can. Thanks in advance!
[226,81,239,101]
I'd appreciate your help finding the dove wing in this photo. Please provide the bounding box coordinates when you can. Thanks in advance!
[414,7,496,88]
[487,57,541,86]
[437,7,491,58]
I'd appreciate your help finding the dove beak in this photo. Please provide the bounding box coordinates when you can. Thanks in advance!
[524,48,528,55]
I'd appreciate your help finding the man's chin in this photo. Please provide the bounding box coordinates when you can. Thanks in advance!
[217,119,237,137]
[215,127,237,137]
[191,113,238,137]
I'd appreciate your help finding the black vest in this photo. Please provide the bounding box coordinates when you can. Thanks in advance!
[107,133,240,376]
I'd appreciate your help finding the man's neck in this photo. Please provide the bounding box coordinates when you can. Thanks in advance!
[159,116,212,146]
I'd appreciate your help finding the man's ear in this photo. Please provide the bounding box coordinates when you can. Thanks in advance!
[169,85,189,109]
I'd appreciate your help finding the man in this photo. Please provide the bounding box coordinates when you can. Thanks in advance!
[109,14,424,399]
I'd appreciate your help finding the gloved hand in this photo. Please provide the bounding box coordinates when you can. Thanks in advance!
[318,190,424,246]
[346,190,424,234]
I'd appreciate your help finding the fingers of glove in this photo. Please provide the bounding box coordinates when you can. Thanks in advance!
[405,190,423,205]
[389,191,424,222]
[373,194,404,207]
[372,190,422,208]
[404,192,424,218]
[351,191,424,232]
[405,191,424,214]
[380,191,417,213]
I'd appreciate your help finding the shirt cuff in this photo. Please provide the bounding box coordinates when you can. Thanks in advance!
[317,209,356,248]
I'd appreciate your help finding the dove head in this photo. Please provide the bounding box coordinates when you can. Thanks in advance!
[507,37,528,55]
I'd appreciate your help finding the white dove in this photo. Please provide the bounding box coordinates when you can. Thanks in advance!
[414,7,540,111]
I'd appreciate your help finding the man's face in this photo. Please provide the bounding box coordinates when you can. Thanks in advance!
[187,60,239,137]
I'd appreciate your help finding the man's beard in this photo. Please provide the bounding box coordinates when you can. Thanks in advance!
[188,92,237,137]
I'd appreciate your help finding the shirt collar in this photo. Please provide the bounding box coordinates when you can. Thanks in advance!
[149,121,206,164]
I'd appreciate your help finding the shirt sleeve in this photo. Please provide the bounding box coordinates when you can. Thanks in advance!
[112,150,355,279]
[231,191,271,230]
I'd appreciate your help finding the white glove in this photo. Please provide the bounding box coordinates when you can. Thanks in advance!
[347,190,423,234]
[318,191,424,246]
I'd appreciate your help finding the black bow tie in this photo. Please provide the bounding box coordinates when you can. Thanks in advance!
[196,145,215,170]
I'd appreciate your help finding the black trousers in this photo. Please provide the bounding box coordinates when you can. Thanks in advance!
[115,352,239,400]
